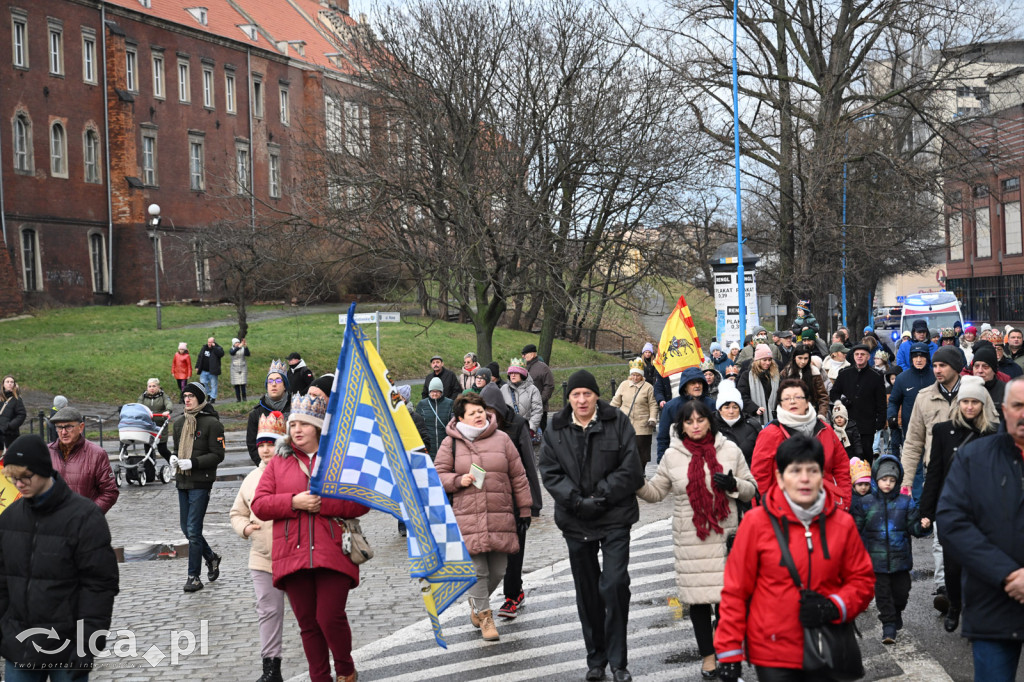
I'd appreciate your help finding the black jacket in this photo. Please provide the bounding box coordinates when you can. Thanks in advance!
[172,404,225,489]
[642,358,660,389]
[713,413,761,466]
[421,367,461,401]
[0,394,26,448]
[287,362,315,397]
[829,365,887,433]
[653,374,673,406]
[839,418,864,460]
[539,400,643,541]
[937,433,1024,640]
[497,405,543,516]
[999,356,1023,379]
[195,342,225,375]
[409,409,432,459]
[920,420,987,521]
[0,474,119,667]
[246,396,290,465]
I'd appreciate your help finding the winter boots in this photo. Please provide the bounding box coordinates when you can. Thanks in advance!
[478,610,499,641]
[257,657,283,682]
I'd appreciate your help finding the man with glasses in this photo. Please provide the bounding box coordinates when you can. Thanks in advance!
[246,360,291,465]
[46,406,118,513]
[830,343,887,463]
[0,434,119,678]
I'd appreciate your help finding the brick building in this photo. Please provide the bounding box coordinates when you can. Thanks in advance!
[944,102,1024,324]
[0,0,371,316]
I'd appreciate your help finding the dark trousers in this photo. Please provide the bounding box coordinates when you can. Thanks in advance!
[635,434,652,468]
[234,384,247,401]
[284,569,356,681]
[944,550,963,611]
[178,488,215,577]
[860,429,876,460]
[874,571,911,624]
[564,526,631,670]
[755,666,837,682]
[689,603,718,657]
[503,522,528,599]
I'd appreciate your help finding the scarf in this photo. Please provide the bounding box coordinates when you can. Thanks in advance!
[177,399,209,474]
[455,421,487,442]
[683,434,731,541]
[784,488,826,527]
[723,416,740,427]
[747,370,779,427]
[777,404,819,437]
[832,422,850,447]
[264,393,289,412]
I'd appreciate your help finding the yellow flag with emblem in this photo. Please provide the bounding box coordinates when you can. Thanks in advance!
[653,293,705,377]
[0,476,21,516]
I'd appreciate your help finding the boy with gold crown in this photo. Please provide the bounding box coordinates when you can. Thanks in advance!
[247,359,291,466]
[609,358,658,467]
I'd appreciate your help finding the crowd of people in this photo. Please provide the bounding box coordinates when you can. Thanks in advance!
[3,312,1024,682]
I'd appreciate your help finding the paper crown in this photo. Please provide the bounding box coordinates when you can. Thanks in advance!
[850,457,872,484]
[940,327,956,339]
[289,393,327,428]
[699,359,714,371]
[256,411,286,443]
[507,357,529,377]
[628,357,644,374]
[268,358,289,377]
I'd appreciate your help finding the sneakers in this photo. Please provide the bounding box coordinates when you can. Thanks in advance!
[478,610,499,641]
[882,623,897,644]
[513,591,525,608]
[206,553,221,582]
[497,598,518,619]
[183,576,204,593]
[933,585,950,614]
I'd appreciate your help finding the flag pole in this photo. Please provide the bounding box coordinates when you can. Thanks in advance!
[732,0,746,344]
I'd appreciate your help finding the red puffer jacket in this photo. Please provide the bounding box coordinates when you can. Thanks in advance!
[48,437,119,513]
[715,485,875,669]
[751,421,852,511]
[251,438,370,590]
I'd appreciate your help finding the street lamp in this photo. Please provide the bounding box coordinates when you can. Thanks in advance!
[147,203,163,330]
[731,0,746,342]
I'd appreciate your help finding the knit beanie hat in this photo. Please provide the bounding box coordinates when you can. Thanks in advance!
[486,362,501,381]
[729,342,741,352]
[716,381,744,410]
[932,346,965,373]
[288,393,326,430]
[957,375,990,404]
[51,395,68,411]
[965,325,977,334]
[754,344,773,360]
[256,411,287,444]
[567,369,600,396]
[801,328,817,341]
[507,357,529,377]
[182,382,207,404]
[972,346,997,373]
[473,367,492,383]
[3,434,54,477]
[643,342,655,354]
[396,385,412,403]
[709,342,722,353]
[311,374,334,397]
[876,458,900,483]
[178,342,188,351]
[850,457,872,485]
[832,401,849,422]
[428,377,444,393]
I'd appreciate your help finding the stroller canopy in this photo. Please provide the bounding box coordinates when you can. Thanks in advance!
[119,403,158,440]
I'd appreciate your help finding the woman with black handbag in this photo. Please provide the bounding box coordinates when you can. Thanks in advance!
[715,434,875,682]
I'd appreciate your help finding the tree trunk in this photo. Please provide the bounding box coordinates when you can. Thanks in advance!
[417,280,430,317]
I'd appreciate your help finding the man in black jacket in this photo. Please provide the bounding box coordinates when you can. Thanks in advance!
[285,352,315,397]
[540,370,643,682]
[195,336,225,402]
[0,434,119,674]
[830,344,887,462]
[937,376,1024,681]
[420,355,461,400]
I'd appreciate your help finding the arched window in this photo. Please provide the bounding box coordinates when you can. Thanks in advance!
[13,114,32,172]
[84,129,101,183]
[50,122,67,177]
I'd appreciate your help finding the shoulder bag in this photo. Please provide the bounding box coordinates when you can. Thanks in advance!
[767,511,864,680]
[296,455,374,565]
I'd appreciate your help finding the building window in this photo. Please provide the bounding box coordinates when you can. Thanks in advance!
[1006,202,1022,256]
[325,95,342,152]
[178,60,191,102]
[202,66,214,108]
[269,151,281,198]
[225,71,236,113]
[251,75,263,118]
[48,23,63,75]
[84,129,101,183]
[21,229,40,291]
[189,136,204,191]
[194,242,211,293]
[125,48,137,92]
[948,212,964,261]
[344,100,369,156]
[976,207,991,259]
[279,87,289,125]
[235,143,250,194]
[152,54,164,98]
[89,233,107,293]
[12,114,32,173]
[82,32,96,83]
[50,122,67,177]
[1003,177,1021,193]
[12,13,27,69]
[973,184,990,199]
[142,131,157,186]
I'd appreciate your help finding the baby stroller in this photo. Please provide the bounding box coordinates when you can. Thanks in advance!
[114,403,172,487]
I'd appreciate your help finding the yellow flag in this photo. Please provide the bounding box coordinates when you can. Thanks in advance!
[0,477,21,516]
[653,294,705,377]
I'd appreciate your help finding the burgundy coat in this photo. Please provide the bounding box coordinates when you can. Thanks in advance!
[434,417,533,555]
[251,438,370,590]
[48,437,119,513]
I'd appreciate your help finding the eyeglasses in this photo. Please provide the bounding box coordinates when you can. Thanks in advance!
[267,378,284,385]
[53,424,79,432]
[780,395,808,403]
[182,394,197,400]
[4,472,35,485]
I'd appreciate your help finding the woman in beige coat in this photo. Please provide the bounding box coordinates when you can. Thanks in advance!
[230,411,287,682]
[610,358,659,467]
[637,400,756,679]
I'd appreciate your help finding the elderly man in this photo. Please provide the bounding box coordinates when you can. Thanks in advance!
[937,376,1024,682]
[47,406,118,513]
[830,343,886,460]
[195,336,225,403]
[421,355,461,401]
[523,344,555,432]
[772,330,796,368]
[540,370,643,682]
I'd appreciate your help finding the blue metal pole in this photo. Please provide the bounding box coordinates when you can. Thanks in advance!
[733,0,746,342]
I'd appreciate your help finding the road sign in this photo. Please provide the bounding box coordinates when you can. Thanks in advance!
[338,311,402,350]
[896,295,906,303]
[378,312,401,323]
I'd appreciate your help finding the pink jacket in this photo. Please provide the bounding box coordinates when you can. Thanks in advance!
[251,438,370,589]
[434,417,533,555]
[48,438,119,513]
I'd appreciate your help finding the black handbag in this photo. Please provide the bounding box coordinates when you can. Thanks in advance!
[767,512,864,681]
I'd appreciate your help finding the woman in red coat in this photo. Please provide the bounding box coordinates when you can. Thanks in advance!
[252,394,369,682]
[715,434,875,681]
[172,342,192,400]
[751,379,852,511]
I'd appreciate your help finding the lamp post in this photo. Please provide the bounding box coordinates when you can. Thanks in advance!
[147,203,163,330]
[841,112,878,327]
[731,0,746,342]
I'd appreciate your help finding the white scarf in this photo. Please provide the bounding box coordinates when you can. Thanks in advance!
[455,421,487,442]
[777,405,819,437]
[747,370,779,427]
[723,416,741,427]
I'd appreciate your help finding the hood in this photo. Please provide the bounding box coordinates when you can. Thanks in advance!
[872,454,904,489]
[704,368,723,388]
[677,366,709,397]
[289,359,308,371]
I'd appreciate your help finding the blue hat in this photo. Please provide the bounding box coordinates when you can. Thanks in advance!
[710,342,722,353]
[863,325,874,333]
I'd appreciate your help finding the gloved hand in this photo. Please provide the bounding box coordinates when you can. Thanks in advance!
[799,589,840,628]
[516,516,531,534]
[575,496,607,520]
[718,661,742,682]
[887,416,899,431]
[712,469,738,492]
[169,455,179,471]
[177,459,193,472]
[900,485,912,496]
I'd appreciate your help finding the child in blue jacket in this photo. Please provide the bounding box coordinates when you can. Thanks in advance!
[851,454,927,644]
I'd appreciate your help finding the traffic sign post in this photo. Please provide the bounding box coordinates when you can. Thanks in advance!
[339,311,401,350]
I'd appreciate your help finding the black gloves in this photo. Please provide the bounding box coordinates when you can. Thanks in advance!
[799,589,840,628]
[575,496,608,520]
[516,516,532,534]
[713,469,738,492]
[718,661,742,682]
[887,416,899,431]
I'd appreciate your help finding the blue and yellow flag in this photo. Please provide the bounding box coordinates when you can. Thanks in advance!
[653,293,706,377]
[310,303,476,648]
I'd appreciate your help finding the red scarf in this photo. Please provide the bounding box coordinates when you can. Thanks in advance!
[683,433,731,540]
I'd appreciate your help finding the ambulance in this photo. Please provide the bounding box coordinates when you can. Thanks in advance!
[899,292,965,336]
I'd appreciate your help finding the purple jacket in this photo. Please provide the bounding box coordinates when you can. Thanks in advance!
[48,437,119,513]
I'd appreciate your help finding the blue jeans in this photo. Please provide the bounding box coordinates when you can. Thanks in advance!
[972,639,1022,682]
[178,488,215,577]
[5,661,89,681]
[199,371,218,400]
